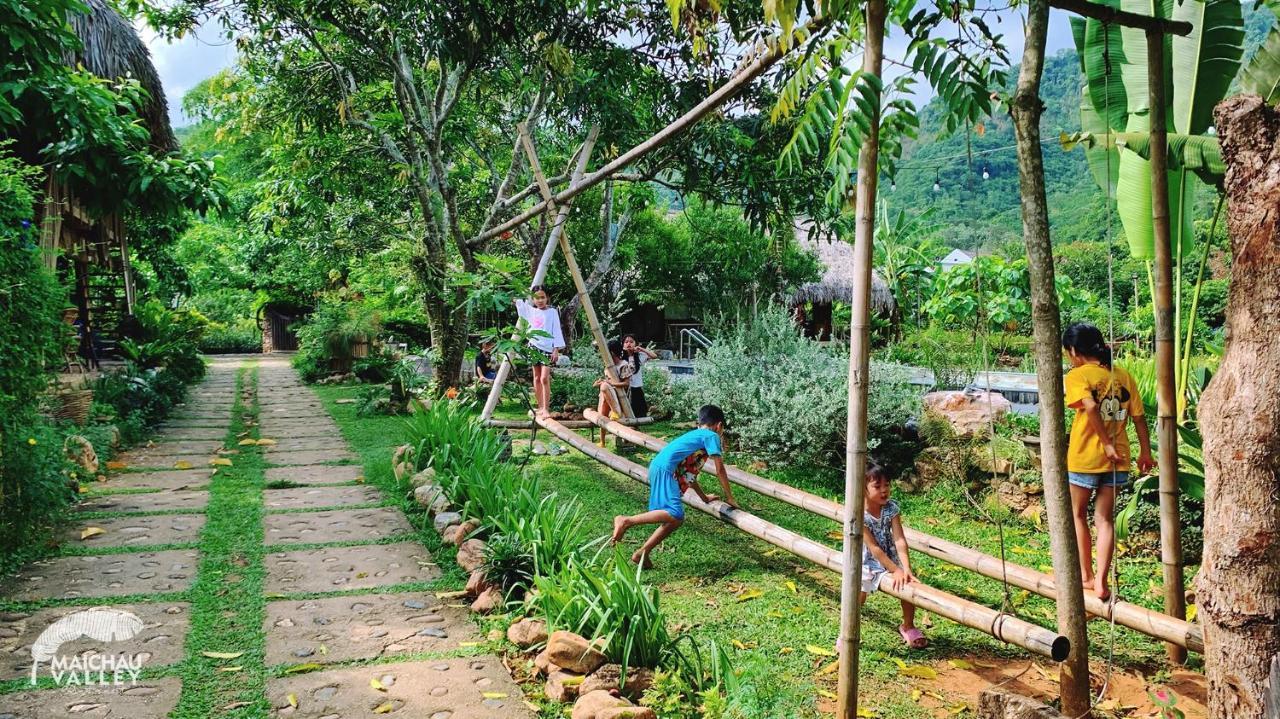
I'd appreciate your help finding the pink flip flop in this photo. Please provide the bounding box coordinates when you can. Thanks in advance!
[899,625,929,649]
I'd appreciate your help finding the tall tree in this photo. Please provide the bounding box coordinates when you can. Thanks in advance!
[1009,0,1091,712]
[1198,92,1280,719]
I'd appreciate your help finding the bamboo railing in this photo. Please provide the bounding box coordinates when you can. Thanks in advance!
[539,416,1070,661]
[582,410,1203,653]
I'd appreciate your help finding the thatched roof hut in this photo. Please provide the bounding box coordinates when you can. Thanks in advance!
[790,222,896,316]
[68,0,176,151]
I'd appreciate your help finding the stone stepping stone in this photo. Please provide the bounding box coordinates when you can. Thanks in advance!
[110,454,222,471]
[265,658,530,719]
[76,490,208,514]
[264,542,437,594]
[264,437,350,453]
[1,550,199,601]
[264,486,383,511]
[0,603,191,680]
[151,419,230,429]
[63,514,205,548]
[152,427,227,441]
[257,425,342,440]
[100,470,213,491]
[265,449,358,466]
[264,508,410,546]
[263,593,476,666]
[265,465,363,486]
[118,440,226,458]
[0,677,181,718]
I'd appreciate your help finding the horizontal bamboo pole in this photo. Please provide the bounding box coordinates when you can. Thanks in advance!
[487,417,654,430]
[582,410,1203,653]
[540,416,1069,661]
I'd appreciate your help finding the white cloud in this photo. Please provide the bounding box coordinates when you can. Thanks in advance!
[137,19,237,127]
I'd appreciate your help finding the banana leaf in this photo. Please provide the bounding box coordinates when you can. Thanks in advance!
[1241,23,1280,104]
[1171,0,1245,136]
[1061,131,1225,187]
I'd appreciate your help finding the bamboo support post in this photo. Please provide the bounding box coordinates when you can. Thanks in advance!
[1146,28,1188,665]
[516,125,634,420]
[538,415,1069,661]
[583,410,1204,653]
[479,127,599,423]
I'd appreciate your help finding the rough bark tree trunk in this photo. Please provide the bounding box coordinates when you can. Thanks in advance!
[1009,0,1091,713]
[1198,93,1280,719]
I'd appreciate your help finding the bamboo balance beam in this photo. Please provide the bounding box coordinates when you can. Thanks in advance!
[539,415,1070,661]
[582,409,1204,653]
[487,417,655,430]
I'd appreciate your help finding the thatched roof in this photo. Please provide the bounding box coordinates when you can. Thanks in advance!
[69,0,176,151]
[790,221,896,315]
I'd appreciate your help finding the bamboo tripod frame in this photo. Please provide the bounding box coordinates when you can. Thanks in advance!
[539,414,1069,660]
[583,410,1204,653]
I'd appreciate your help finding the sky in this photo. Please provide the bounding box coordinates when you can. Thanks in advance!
[140,9,1081,129]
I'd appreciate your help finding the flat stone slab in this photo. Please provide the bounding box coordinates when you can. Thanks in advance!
[100,470,213,491]
[264,593,476,666]
[265,658,531,719]
[76,490,208,514]
[265,449,358,466]
[112,452,222,470]
[264,486,383,511]
[1,550,199,601]
[264,508,411,546]
[63,514,205,547]
[264,542,437,594]
[257,425,342,440]
[265,465,364,486]
[158,419,231,428]
[123,440,225,455]
[152,427,227,441]
[264,437,348,453]
[0,677,182,718]
[0,603,190,680]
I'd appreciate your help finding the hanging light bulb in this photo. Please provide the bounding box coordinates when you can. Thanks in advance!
[982,166,990,181]
[933,170,941,192]
[890,180,897,192]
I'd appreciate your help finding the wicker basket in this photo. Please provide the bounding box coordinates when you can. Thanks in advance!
[53,389,94,425]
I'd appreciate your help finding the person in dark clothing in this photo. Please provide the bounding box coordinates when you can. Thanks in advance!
[475,340,498,383]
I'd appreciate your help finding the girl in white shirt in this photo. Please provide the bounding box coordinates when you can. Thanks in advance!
[515,285,565,418]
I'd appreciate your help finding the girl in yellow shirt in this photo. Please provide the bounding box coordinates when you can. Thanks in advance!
[1062,323,1155,602]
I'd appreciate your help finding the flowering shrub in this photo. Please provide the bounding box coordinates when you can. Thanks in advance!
[681,306,920,466]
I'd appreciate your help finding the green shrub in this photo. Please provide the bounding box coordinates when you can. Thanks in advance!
[685,306,920,465]
[293,296,381,381]
[547,368,602,414]
[199,324,262,353]
[482,533,535,598]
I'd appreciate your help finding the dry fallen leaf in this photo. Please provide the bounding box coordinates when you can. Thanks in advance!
[106,461,127,471]
[482,692,508,699]
[201,651,244,660]
[1186,604,1197,622]
[257,438,277,445]
[210,458,233,467]
[237,439,257,446]
[286,694,298,709]
[948,659,975,670]
[817,659,840,676]
[218,666,243,673]
[284,662,323,674]
[911,688,923,702]
[173,460,193,470]
[784,580,798,594]
[779,647,794,655]
[370,677,387,692]
[80,527,105,540]
[736,588,764,602]
[373,702,394,714]
[893,658,938,680]
[805,645,837,657]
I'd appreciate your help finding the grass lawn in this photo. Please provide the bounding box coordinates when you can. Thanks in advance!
[316,387,1203,718]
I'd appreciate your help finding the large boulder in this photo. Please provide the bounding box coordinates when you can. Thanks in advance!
[571,690,631,719]
[414,484,449,514]
[409,467,437,488]
[922,390,1012,438]
[443,518,480,546]
[580,664,654,700]
[508,618,549,650]
[465,570,491,598]
[978,687,1063,719]
[470,586,503,614]
[547,630,608,675]
[456,539,487,573]
[544,668,585,703]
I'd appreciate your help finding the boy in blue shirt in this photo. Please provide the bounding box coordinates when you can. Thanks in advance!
[611,405,738,567]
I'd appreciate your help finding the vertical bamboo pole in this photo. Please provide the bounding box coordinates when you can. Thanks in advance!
[1011,0,1091,712]
[1146,27,1188,665]
[517,126,634,419]
[836,2,885,716]
[480,128,598,422]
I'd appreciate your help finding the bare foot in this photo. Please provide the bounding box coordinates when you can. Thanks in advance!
[631,550,654,570]
[611,516,628,544]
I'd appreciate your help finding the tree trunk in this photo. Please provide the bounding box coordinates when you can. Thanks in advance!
[1009,0,1091,713]
[837,2,885,716]
[1198,93,1280,719]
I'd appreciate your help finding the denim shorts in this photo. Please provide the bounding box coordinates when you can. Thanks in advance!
[1068,471,1129,489]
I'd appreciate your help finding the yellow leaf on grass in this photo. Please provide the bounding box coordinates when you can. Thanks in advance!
[730,639,750,650]
[762,548,782,557]
[805,645,836,657]
[238,439,257,446]
[370,678,387,692]
[1009,546,1033,555]
[736,588,764,602]
[373,702,394,714]
[818,689,837,699]
[858,708,877,718]
[779,647,794,655]
[219,666,242,673]
[826,530,843,540]
[482,692,508,699]
[210,458,233,467]
[174,460,194,470]
[80,527,105,540]
[458,641,480,648]
[784,580,798,594]
[1186,604,1197,622]
[948,659,974,670]
[949,702,970,715]
[257,438,277,445]
[911,688,923,702]
[106,461,127,470]
[284,662,323,674]
[898,664,938,680]
[202,651,244,660]
[768,611,785,619]
[1038,564,1054,574]
[286,693,297,709]
[817,659,840,676]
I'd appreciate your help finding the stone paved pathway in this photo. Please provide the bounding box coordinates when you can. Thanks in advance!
[0,355,529,719]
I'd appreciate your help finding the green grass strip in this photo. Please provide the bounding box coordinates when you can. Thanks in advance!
[172,361,268,719]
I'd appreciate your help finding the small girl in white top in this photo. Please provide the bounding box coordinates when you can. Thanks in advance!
[515,285,565,418]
